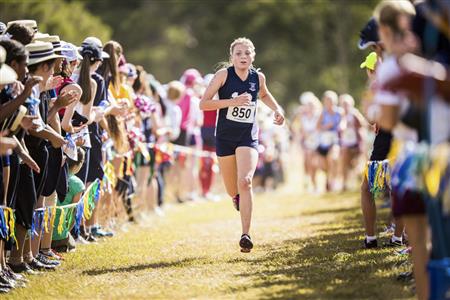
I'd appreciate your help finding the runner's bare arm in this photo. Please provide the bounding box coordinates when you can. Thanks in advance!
[258,72,281,112]
[258,72,284,125]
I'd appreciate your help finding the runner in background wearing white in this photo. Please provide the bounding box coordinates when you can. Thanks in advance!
[338,94,365,191]
[296,92,321,193]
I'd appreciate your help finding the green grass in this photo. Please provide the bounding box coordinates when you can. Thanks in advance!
[5,185,415,299]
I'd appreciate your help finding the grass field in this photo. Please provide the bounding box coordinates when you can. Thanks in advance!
[5,181,415,299]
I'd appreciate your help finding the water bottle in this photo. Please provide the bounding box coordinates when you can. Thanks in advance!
[25,97,44,132]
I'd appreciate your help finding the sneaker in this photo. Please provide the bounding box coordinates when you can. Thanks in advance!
[75,236,90,245]
[1,270,25,288]
[239,234,253,253]
[36,254,60,267]
[4,266,27,283]
[395,246,412,256]
[50,249,65,260]
[0,287,11,293]
[381,224,396,236]
[396,271,414,282]
[7,263,38,275]
[85,234,98,243]
[27,258,56,271]
[91,226,114,238]
[232,195,240,211]
[40,250,62,261]
[383,238,403,248]
[0,273,15,289]
[364,238,378,249]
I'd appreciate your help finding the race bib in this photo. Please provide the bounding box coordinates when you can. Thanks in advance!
[342,128,358,146]
[226,103,256,124]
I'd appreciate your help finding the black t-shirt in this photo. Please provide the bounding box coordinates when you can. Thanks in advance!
[24,90,50,149]
[370,128,393,161]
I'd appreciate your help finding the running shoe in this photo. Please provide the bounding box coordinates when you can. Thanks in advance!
[381,224,395,236]
[7,263,38,275]
[91,226,114,238]
[364,238,378,249]
[40,249,63,261]
[232,194,240,211]
[36,254,60,267]
[383,238,403,248]
[239,234,253,253]
[3,265,27,283]
[28,258,57,271]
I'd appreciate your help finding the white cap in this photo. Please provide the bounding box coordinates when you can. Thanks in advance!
[61,41,82,62]
[0,45,18,84]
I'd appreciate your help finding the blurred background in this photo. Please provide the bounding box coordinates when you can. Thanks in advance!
[0,0,377,109]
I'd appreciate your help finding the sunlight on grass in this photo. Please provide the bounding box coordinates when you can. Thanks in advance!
[6,185,415,299]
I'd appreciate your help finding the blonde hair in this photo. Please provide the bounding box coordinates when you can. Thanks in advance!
[339,93,355,107]
[229,37,255,56]
[374,0,416,36]
[167,80,185,102]
[323,90,338,105]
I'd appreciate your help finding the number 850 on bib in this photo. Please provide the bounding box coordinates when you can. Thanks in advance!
[226,103,257,124]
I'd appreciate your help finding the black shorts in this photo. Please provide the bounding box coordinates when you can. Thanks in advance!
[392,189,426,217]
[42,146,63,197]
[216,138,258,157]
[201,127,216,148]
[370,129,393,161]
[173,129,187,146]
[14,164,37,230]
[87,133,104,182]
[317,145,331,157]
[29,143,49,198]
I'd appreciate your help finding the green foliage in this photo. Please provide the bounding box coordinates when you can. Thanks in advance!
[0,0,111,44]
[1,0,380,107]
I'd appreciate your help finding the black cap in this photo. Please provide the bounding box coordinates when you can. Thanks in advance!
[80,42,103,61]
[358,17,379,50]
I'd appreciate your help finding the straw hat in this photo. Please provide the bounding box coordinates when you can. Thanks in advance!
[26,41,64,66]
[0,45,18,84]
[33,34,63,52]
[6,19,38,32]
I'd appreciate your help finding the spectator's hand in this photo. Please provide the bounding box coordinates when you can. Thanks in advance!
[75,137,85,147]
[0,131,17,155]
[20,115,41,131]
[10,80,24,98]
[73,123,87,133]
[93,107,105,122]
[55,90,78,108]
[23,76,43,98]
[45,75,64,91]
[273,110,285,126]
[19,151,40,173]
[50,134,67,148]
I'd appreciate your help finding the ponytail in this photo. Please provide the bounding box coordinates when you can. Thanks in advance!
[78,54,92,105]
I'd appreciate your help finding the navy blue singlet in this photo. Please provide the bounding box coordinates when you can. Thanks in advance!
[217,66,260,142]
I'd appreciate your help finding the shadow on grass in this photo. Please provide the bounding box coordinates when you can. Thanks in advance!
[82,257,205,276]
[230,205,412,300]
